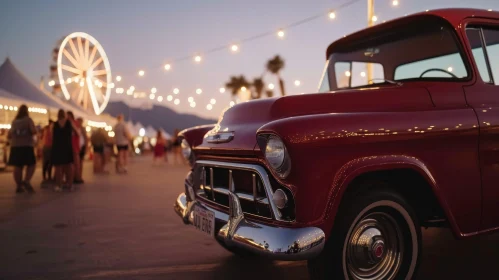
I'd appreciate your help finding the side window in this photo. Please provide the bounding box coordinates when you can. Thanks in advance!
[334,62,351,89]
[466,28,492,83]
[483,29,499,85]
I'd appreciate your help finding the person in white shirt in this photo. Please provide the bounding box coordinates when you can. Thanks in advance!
[113,114,131,173]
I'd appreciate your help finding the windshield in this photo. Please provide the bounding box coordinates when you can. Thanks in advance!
[320,17,468,91]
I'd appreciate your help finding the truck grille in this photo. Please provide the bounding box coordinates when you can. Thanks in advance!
[193,161,273,219]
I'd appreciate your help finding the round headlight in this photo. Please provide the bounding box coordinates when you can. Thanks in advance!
[181,139,191,160]
[272,189,288,209]
[265,136,285,169]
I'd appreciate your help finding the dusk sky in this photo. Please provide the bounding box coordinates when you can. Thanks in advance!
[1,0,498,119]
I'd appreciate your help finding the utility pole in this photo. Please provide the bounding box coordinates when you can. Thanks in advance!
[367,0,374,83]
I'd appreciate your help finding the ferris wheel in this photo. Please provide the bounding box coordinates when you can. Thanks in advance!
[56,32,112,115]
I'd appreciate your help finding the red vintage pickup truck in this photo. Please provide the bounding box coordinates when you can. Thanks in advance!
[175,8,499,280]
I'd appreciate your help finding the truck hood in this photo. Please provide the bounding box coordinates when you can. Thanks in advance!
[196,85,434,155]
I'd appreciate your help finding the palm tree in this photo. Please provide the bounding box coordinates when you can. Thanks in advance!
[225,75,251,99]
[252,78,264,99]
[266,55,286,96]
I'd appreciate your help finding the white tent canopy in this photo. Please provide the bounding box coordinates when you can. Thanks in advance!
[145,125,156,138]
[159,128,171,139]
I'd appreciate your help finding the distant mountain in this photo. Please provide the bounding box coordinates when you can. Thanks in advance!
[105,101,216,134]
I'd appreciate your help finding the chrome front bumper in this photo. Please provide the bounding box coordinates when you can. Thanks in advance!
[174,192,325,260]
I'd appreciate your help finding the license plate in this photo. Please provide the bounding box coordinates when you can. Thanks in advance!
[193,206,215,237]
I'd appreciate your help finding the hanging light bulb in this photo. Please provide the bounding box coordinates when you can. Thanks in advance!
[164,64,171,71]
[372,15,378,22]
[206,104,213,110]
[294,80,301,86]
[196,88,202,94]
[138,70,145,76]
[173,88,180,94]
[329,11,336,19]
[268,83,275,90]
[241,86,247,92]
[210,98,216,105]
[392,0,399,6]
[116,76,122,82]
[231,44,239,52]
[188,97,194,103]
[194,55,202,62]
[167,95,173,101]
[230,101,235,107]
[174,98,180,105]
[190,102,196,108]
[277,29,285,38]
[151,87,157,94]
[219,87,226,93]
[157,96,163,102]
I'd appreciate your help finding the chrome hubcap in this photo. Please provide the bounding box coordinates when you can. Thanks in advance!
[346,212,404,280]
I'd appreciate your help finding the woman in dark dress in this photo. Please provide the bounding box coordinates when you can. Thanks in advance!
[52,109,79,192]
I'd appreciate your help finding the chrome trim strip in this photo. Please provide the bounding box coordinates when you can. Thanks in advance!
[209,168,215,201]
[174,192,325,261]
[212,187,269,204]
[196,160,284,221]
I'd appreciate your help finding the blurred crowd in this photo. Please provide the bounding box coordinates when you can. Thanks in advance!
[1,104,185,194]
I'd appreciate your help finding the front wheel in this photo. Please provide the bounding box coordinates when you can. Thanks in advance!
[308,190,421,280]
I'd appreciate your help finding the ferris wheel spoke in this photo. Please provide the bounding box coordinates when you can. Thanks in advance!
[61,64,82,75]
[87,46,98,69]
[89,57,103,70]
[68,39,81,67]
[84,39,90,68]
[91,69,108,76]
[77,86,85,105]
[71,86,80,100]
[77,37,85,66]
[62,49,80,69]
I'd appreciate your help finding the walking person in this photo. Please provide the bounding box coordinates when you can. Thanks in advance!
[153,129,166,164]
[113,114,131,174]
[41,120,54,187]
[7,104,37,193]
[76,117,88,183]
[90,128,108,173]
[67,112,83,184]
[52,109,79,192]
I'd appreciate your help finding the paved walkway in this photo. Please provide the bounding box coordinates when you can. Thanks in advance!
[0,157,498,279]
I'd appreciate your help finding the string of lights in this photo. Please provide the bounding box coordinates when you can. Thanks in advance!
[51,0,402,112]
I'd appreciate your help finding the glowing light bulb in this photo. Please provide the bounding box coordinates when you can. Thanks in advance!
[157,96,163,102]
[173,88,179,94]
[231,45,239,52]
[345,71,351,77]
[80,81,84,87]
[230,101,235,107]
[372,15,378,22]
[277,29,285,38]
[167,95,173,101]
[194,55,202,62]
[268,83,275,90]
[138,70,145,76]
[151,87,157,94]
[174,98,180,105]
[188,97,194,103]
[392,0,399,6]
[241,86,247,92]
[190,102,196,108]
[329,11,336,19]
[294,80,301,86]
[74,77,80,83]
[196,88,202,94]
[210,98,216,105]
[206,104,213,110]
[109,83,115,88]
[116,76,122,82]
[164,64,171,70]
[66,78,71,84]
[149,94,155,100]
[360,72,366,77]
[219,87,226,93]
[447,66,453,72]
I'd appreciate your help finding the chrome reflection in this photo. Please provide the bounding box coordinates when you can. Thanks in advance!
[174,192,325,260]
